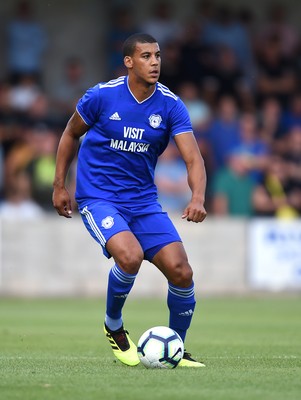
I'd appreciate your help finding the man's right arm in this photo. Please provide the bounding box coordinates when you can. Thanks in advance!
[52,111,89,218]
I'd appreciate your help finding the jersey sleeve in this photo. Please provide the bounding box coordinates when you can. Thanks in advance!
[76,84,101,126]
[169,98,193,137]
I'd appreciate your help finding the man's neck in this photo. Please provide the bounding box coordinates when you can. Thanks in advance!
[127,77,156,102]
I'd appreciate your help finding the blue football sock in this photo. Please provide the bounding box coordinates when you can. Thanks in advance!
[167,282,196,343]
[105,315,123,332]
[105,264,137,331]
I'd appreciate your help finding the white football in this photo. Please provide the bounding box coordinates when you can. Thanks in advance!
[137,326,184,369]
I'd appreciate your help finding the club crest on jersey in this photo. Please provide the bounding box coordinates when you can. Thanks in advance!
[101,216,114,229]
[149,114,162,128]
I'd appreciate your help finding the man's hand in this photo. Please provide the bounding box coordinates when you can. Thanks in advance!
[52,186,73,218]
[182,199,207,223]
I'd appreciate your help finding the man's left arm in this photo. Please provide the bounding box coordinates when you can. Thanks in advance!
[174,132,207,223]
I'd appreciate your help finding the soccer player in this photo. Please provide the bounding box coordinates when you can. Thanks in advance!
[52,33,207,367]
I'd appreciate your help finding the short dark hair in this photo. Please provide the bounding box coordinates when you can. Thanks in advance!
[122,33,157,57]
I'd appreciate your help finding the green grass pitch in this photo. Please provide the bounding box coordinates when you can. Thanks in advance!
[0,296,300,400]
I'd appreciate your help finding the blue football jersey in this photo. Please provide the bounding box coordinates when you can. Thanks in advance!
[75,76,193,206]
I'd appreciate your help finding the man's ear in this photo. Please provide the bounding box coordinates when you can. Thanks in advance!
[124,56,133,69]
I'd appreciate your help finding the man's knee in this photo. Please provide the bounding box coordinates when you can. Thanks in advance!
[169,261,193,287]
[106,231,144,274]
[117,248,144,274]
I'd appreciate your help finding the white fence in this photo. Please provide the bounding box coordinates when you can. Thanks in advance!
[1,216,301,297]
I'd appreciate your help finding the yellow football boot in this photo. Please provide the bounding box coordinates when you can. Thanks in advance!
[178,351,206,368]
[104,324,140,366]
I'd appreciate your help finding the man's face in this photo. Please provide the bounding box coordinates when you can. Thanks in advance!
[125,42,161,85]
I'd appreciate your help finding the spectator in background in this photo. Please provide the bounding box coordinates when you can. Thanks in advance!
[0,79,25,160]
[176,81,211,167]
[177,81,211,133]
[3,72,53,132]
[0,144,3,199]
[231,112,270,184]
[107,6,138,78]
[0,170,44,219]
[207,45,254,110]
[281,92,301,132]
[206,95,241,174]
[201,5,254,79]
[236,6,256,37]
[51,57,91,124]
[177,20,215,91]
[252,153,300,218]
[258,97,284,150]
[4,126,36,189]
[27,125,59,211]
[155,142,191,213]
[255,33,298,107]
[7,73,44,115]
[283,126,301,190]
[256,3,300,59]
[271,94,301,155]
[159,41,182,93]
[195,0,216,32]
[211,150,255,216]
[6,0,47,84]
[141,1,181,47]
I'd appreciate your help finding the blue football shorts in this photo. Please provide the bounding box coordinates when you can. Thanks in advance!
[79,200,182,261]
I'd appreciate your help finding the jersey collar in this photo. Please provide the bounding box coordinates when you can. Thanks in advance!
[126,76,157,104]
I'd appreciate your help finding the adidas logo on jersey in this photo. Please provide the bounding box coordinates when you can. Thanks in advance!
[109,112,121,120]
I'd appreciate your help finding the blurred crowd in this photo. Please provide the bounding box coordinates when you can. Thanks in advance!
[1,0,301,219]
